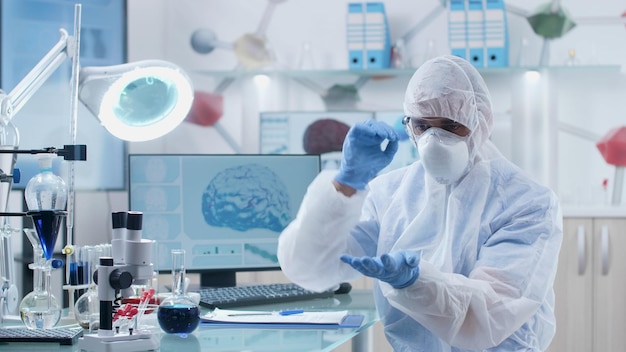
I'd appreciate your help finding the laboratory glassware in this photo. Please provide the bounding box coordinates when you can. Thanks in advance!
[19,156,68,328]
[24,155,67,213]
[19,228,61,329]
[74,246,103,331]
[157,249,200,335]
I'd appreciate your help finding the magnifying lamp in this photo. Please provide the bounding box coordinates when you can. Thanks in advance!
[0,31,194,142]
[79,60,194,142]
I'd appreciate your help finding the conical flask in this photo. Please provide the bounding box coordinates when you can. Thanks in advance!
[27,210,65,261]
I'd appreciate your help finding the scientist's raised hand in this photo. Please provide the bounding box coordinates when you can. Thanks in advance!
[340,250,420,289]
[334,120,399,190]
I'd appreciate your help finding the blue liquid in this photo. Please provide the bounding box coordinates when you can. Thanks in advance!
[157,304,200,334]
[29,211,65,260]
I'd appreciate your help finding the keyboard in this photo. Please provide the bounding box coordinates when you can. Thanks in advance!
[195,283,335,309]
[0,327,83,345]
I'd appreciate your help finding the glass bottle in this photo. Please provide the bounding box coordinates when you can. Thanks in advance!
[295,41,315,70]
[157,249,200,335]
[391,39,407,68]
[563,48,580,66]
[19,229,61,329]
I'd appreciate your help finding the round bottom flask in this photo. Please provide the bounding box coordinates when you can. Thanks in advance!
[157,249,200,335]
[19,293,61,329]
[19,267,61,329]
[157,296,200,335]
[19,230,61,329]
[74,290,99,330]
[74,246,103,331]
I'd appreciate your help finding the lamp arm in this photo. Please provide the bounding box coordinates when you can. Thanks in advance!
[0,29,70,124]
[559,122,602,142]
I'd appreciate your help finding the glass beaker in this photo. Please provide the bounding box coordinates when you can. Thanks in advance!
[157,249,200,335]
[19,229,61,329]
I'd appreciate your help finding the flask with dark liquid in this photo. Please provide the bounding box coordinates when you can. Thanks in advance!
[157,249,200,335]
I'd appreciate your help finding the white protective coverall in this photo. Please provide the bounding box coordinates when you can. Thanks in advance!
[277,55,563,351]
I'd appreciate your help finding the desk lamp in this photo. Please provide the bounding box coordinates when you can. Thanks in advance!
[0,3,193,332]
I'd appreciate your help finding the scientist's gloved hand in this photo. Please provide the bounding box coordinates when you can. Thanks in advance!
[340,250,420,289]
[335,120,399,190]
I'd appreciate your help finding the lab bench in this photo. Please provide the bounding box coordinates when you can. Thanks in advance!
[0,289,379,352]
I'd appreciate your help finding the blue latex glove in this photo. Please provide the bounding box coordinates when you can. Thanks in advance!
[340,250,420,289]
[335,120,399,190]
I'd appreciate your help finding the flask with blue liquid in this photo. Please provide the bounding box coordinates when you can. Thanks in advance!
[157,249,200,335]
[19,154,67,329]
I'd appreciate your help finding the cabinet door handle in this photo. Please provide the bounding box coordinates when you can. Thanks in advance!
[577,225,586,275]
[601,225,610,276]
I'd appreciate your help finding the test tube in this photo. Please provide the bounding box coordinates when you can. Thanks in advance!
[69,246,80,302]
[76,246,86,298]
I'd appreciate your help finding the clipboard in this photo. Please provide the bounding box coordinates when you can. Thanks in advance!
[200,308,365,329]
[200,314,365,329]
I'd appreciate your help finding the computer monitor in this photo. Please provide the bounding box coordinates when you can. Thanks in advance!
[128,154,321,288]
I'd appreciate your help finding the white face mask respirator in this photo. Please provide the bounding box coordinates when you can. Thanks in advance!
[416,128,470,184]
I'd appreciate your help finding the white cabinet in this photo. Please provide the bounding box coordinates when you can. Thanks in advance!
[548,216,626,352]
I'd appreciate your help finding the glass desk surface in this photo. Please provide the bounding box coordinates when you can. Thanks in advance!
[0,289,379,352]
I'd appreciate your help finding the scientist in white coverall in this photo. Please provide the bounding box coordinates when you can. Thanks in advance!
[277,55,563,351]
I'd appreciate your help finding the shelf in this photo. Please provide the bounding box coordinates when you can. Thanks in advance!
[191,65,622,80]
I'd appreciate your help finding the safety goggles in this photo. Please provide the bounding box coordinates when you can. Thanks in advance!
[402,116,471,137]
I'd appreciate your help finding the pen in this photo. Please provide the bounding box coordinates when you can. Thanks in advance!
[227,309,305,317]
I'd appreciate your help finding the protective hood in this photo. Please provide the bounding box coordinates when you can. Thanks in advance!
[403,55,499,164]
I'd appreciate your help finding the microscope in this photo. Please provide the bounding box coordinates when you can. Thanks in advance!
[78,211,160,352]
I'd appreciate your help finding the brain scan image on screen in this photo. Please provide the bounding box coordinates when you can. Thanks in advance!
[145,157,168,182]
[130,155,180,183]
[302,118,350,155]
[143,214,180,241]
[260,111,373,171]
[129,154,320,274]
[144,187,169,211]
[131,185,181,212]
[201,163,291,232]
